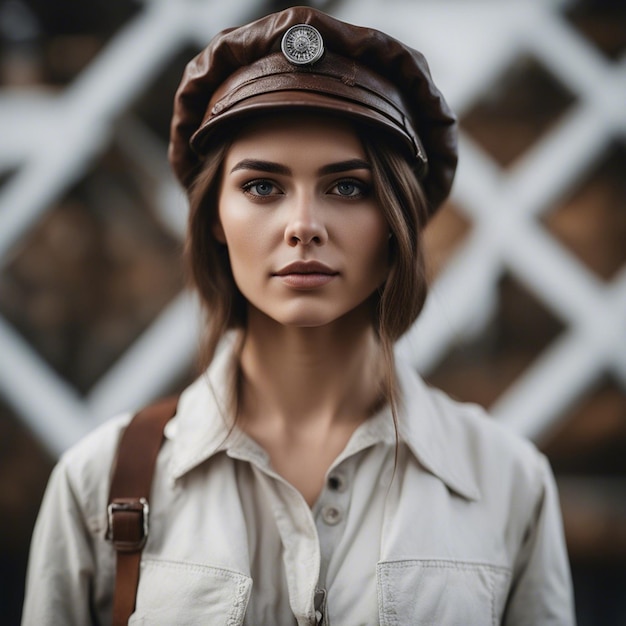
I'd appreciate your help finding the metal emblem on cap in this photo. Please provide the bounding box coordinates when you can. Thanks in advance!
[281,24,324,66]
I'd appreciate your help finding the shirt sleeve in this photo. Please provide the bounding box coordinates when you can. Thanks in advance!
[503,454,576,626]
[21,457,100,626]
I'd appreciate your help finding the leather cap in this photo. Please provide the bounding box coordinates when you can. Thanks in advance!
[169,6,458,215]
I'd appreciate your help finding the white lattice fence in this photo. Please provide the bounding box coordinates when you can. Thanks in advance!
[0,0,624,457]
[0,0,269,454]
[343,0,626,439]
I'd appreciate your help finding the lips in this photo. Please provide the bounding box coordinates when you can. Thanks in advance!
[273,261,337,276]
[273,260,338,289]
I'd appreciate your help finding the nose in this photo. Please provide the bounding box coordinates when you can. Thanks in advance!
[284,194,328,247]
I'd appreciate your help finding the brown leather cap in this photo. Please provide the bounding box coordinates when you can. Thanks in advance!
[169,6,458,215]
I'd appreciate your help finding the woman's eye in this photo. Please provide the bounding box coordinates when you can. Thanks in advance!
[242,180,278,197]
[331,180,368,198]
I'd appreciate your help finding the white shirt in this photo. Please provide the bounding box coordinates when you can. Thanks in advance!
[22,344,575,625]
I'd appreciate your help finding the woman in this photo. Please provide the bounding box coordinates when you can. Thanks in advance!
[22,6,575,625]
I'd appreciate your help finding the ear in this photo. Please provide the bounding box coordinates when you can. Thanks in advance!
[212,218,226,244]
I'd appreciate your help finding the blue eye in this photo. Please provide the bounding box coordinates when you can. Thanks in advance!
[337,182,358,196]
[242,180,277,197]
[332,179,368,198]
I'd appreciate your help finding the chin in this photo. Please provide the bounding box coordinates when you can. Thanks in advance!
[248,294,376,331]
[275,313,341,328]
[270,302,374,330]
[254,302,348,329]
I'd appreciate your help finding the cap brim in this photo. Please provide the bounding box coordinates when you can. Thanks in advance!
[190,90,417,162]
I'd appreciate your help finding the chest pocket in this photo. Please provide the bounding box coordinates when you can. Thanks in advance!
[128,558,252,625]
[377,559,510,626]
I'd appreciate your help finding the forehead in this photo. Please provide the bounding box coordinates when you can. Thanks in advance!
[226,111,366,158]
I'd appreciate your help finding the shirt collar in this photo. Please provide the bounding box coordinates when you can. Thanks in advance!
[166,341,480,501]
[394,357,481,501]
[166,338,239,480]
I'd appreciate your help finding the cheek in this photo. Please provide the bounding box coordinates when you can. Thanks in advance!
[217,205,278,285]
[350,211,390,269]
[218,195,262,258]
[223,221,258,255]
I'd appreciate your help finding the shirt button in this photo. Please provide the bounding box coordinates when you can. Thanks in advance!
[321,505,342,526]
[327,473,347,492]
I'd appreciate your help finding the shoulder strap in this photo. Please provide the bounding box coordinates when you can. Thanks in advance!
[106,396,178,626]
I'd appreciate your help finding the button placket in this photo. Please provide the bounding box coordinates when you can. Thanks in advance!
[314,588,327,624]
[327,472,347,493]
[315,462,353,618]
[321,504,342,526]
[320,471,350,526]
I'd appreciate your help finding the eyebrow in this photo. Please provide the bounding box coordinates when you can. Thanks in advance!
[230,159,290,175]
[318,159,371,176]
[229,158,371,176]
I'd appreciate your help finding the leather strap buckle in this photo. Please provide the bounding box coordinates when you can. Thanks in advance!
[107,497,149,552]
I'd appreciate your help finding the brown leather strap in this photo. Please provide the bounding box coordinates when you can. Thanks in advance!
[107,396,178,626]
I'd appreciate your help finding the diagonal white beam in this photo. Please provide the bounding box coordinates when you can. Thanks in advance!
[86,290,201,423]
[0,316,93,457]
[0,1,190,258]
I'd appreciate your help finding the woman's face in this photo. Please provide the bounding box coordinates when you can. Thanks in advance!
[215,113,390,329]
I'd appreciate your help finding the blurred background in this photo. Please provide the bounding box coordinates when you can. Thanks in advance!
[0,0,624,623]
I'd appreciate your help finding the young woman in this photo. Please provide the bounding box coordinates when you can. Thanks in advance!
[22,7,576,625]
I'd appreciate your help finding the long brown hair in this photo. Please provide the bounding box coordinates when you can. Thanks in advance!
[185,120,430,419]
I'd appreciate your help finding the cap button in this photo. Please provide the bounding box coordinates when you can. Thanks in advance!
[281,24,324,66]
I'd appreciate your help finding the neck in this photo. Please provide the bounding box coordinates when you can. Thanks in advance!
[237,307,385,430]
